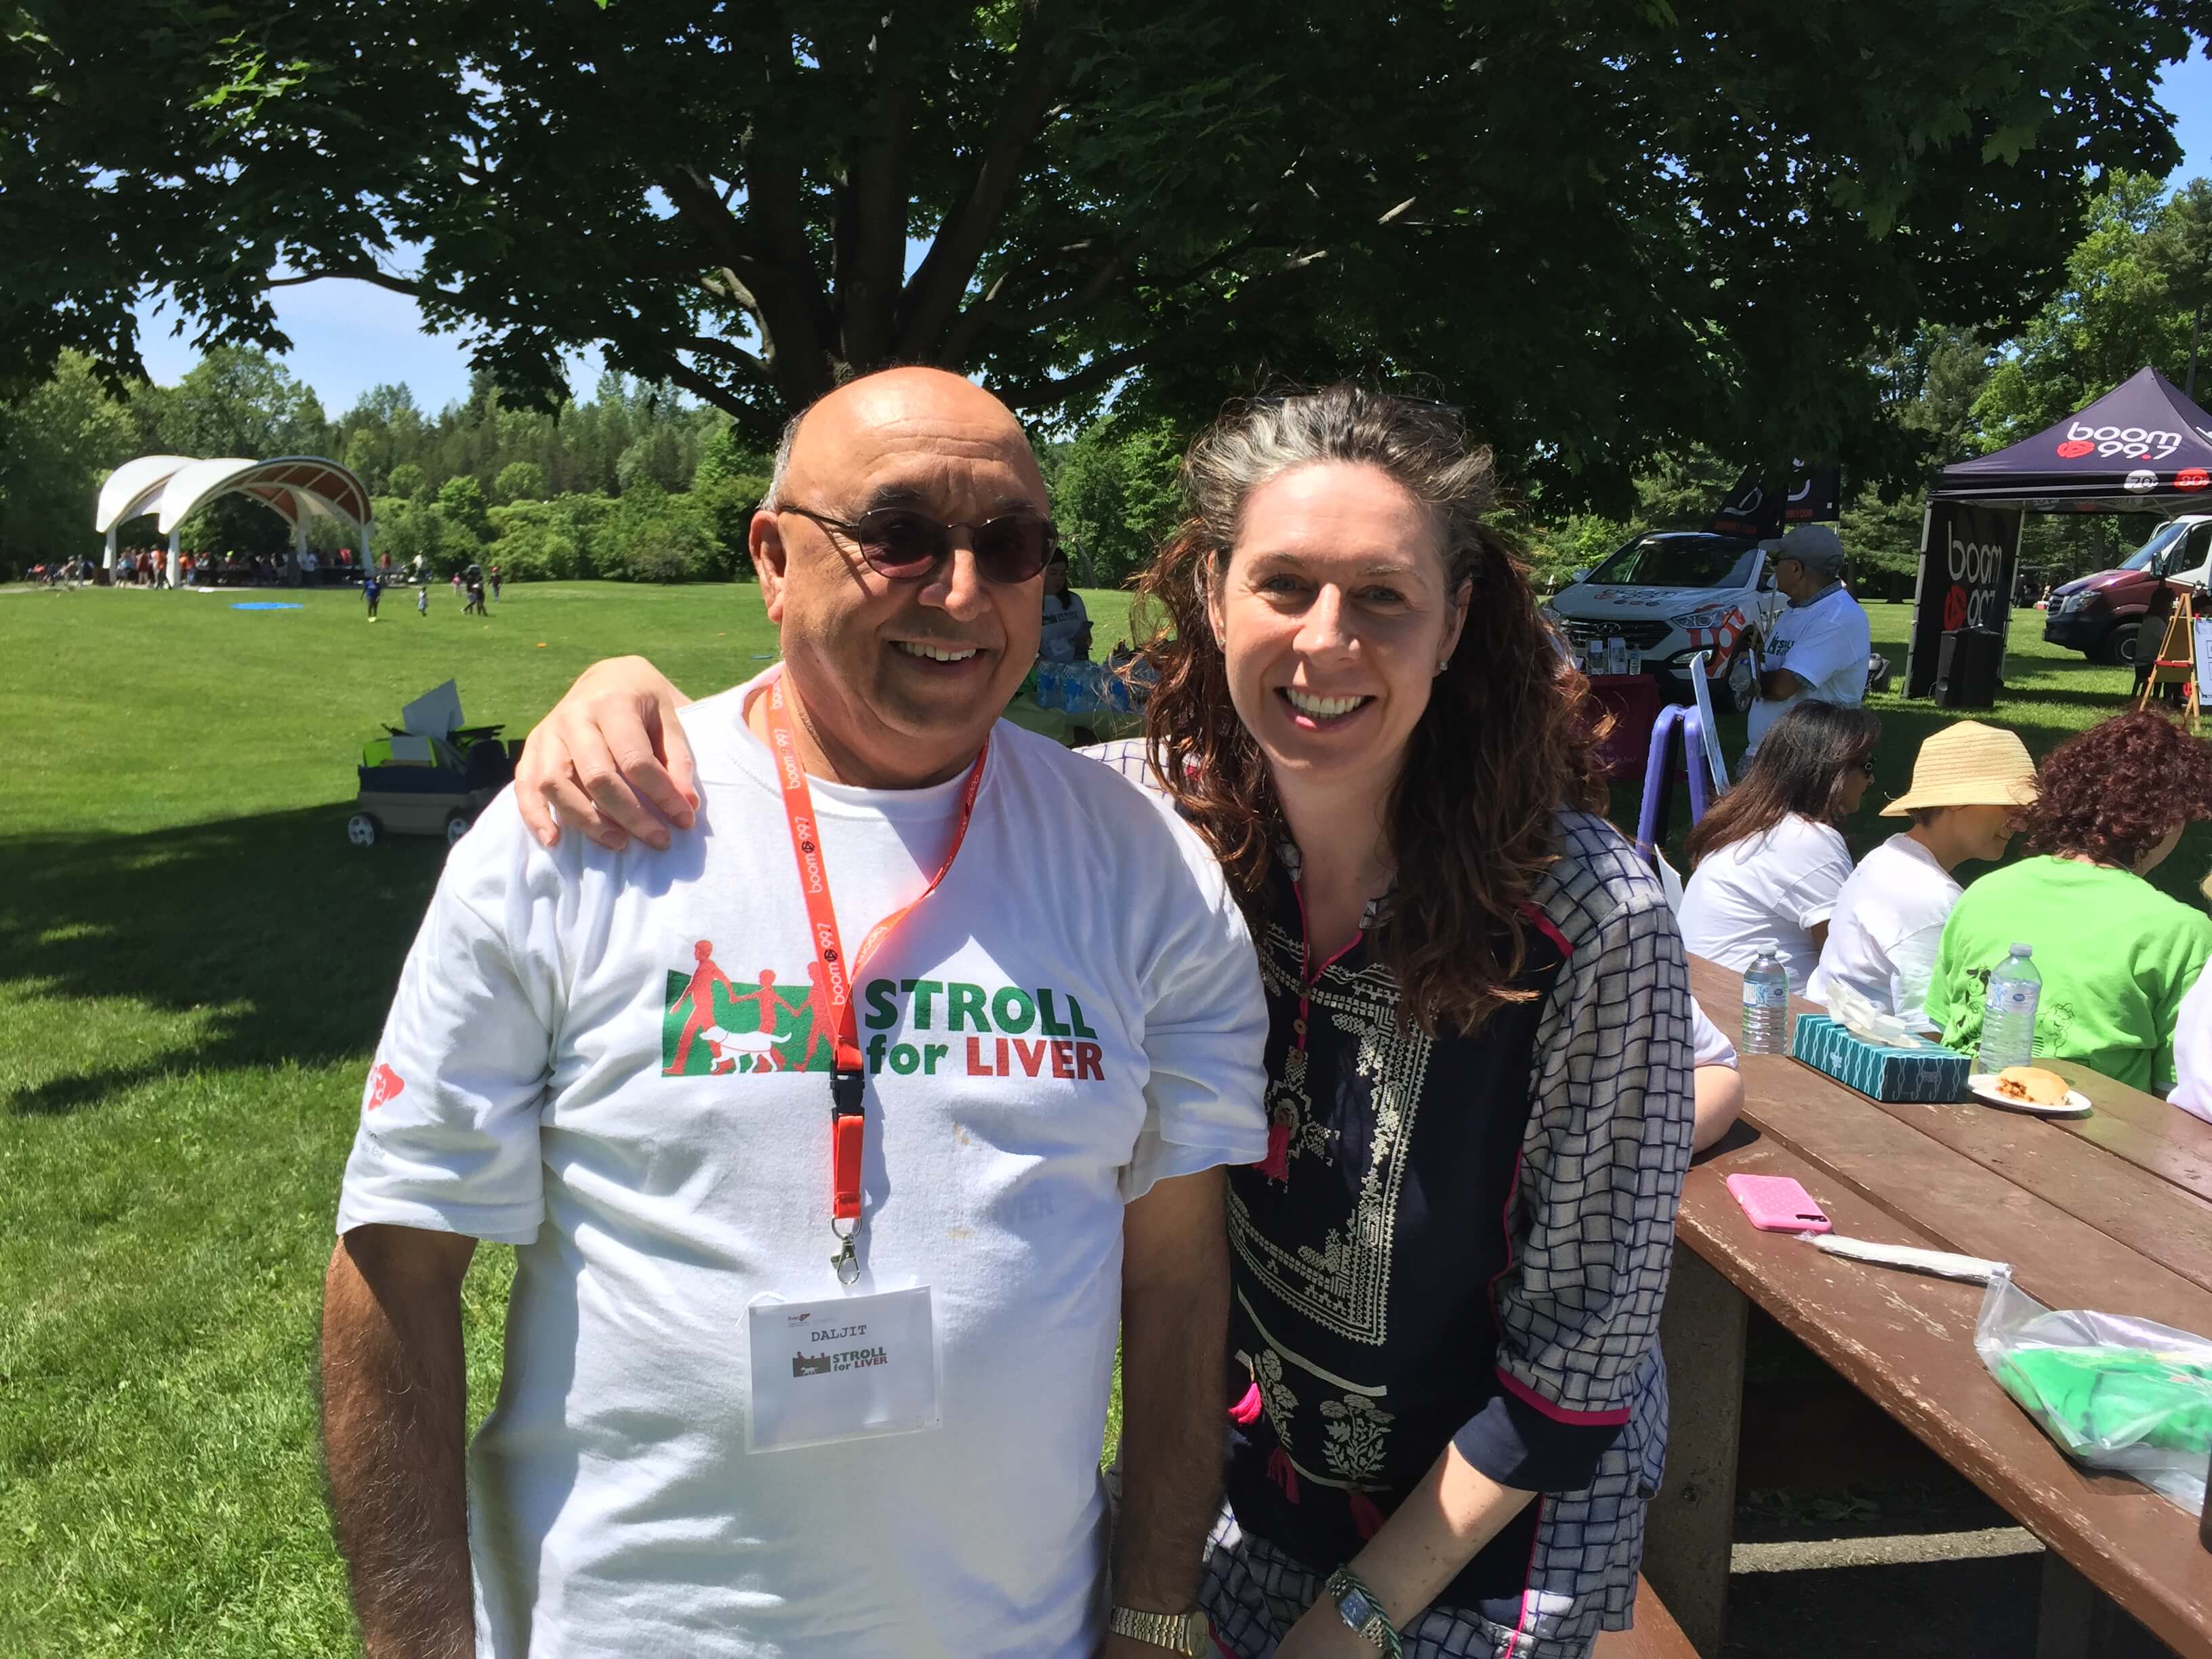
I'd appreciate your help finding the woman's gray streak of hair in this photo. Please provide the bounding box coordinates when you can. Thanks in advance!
[1180,388,1498,581]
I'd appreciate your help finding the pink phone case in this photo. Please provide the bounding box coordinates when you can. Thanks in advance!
[1724,1173,1832,1234]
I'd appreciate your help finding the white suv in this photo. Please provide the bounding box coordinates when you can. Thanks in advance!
[1542,531,1784,713]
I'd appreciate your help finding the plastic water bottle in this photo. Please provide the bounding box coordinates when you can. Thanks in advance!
[1742,947,1790,1055]
[1978,944,2043,1073]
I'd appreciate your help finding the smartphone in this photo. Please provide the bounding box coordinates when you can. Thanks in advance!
[1724,1173,1832,1235]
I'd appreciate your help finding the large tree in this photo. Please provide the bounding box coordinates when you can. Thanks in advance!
[3,1,2207,508]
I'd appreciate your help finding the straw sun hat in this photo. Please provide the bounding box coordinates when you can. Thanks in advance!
[1879,720,2039,817]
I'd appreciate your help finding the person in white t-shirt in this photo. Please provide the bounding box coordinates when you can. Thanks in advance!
[1038,548,1092,662]
[323,367,1269,1659]
[1679,699,1881,989]
[1744,524,1870,762]
[2170,966,2212,1124]
[1690,1002,1744,1152]
[1807,720,2038,1027]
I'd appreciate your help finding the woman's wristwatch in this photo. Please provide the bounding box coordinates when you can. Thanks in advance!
[1107,1605,1208,1655]
[1323,1565,1404,1657]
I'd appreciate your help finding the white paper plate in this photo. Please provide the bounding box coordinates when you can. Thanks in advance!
[1967,1073,2091,1116]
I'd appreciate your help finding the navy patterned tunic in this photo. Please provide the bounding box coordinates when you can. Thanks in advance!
[1084,745,1694,1658]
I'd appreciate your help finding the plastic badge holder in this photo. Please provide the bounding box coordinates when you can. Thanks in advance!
[1974,1267,2212,1513]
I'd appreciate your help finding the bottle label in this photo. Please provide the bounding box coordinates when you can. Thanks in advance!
[1743,983,1788,1010]
[1986,983,2037,1015]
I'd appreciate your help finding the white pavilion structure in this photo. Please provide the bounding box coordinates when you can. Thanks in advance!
[94,455,373,586]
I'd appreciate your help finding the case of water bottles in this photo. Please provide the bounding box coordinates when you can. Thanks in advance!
[1032,659,1142,716]
[1568,637,1643,678]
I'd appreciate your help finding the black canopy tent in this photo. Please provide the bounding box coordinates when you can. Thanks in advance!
[1907,369,2212,699]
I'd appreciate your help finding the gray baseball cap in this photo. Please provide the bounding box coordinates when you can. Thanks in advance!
[1777,523,1845,578]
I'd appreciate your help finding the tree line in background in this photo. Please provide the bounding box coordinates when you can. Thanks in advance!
[8,171,2212,591]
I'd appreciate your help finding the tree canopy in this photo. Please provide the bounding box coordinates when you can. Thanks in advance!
[5,0,2207,511]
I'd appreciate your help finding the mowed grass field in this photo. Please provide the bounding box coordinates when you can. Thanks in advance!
[0,580,2198,1656]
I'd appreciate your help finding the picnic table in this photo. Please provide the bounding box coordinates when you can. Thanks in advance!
[1649,954,2212,1658]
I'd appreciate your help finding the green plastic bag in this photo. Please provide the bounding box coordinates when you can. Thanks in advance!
[1977,1269,2212,1513]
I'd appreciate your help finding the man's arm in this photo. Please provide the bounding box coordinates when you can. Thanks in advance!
[1757,665,1808,700]
[1111,1166,1229,1636]
[322,1223,480,1659]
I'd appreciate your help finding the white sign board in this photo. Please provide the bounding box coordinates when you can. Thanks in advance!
[1687,651,1731,796]
[2194,618,2212,709]
[402,679,464,737]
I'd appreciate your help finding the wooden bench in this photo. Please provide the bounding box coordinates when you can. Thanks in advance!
[1592,1576,1696,1658]
[1640,958,2212,1658]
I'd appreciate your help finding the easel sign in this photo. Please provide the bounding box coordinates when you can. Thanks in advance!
[2195,613,2212,711]
[2137,583,2204,733]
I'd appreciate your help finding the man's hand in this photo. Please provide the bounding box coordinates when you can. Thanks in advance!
[513,655,697,852]
[322,1225,479,1659]
[1757,666,1808,701]
[1113,1167,1230,1622]
[1097,1635,1198,1659]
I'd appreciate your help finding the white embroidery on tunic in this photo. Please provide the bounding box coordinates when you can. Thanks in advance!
[1227,920,1433,1347]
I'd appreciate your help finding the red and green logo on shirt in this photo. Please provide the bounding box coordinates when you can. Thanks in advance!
[661,940,1108,1081]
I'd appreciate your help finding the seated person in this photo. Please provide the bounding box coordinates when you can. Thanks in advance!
[1807,720,2038,1027]
[1927,710,2212,1094]
[1690,1000,1744,1153]
[2170,966,2212,1124]
[1679,700,1880,991]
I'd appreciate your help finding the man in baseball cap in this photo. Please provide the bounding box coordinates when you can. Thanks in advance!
[1807,719,2039,1025]
[1745,523,1872,760]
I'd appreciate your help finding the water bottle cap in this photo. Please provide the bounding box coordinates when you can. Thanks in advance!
[2009,943,2032,956]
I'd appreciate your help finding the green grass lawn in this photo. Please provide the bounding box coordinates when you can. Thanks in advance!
[0,580,2190,1655]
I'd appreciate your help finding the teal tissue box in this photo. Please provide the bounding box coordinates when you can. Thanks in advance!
[1789,1013,1968,1103]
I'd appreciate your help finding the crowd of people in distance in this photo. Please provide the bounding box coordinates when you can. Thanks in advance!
[1681,699,2212,1104]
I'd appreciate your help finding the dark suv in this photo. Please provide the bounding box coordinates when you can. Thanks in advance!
[2044,517,2212,665]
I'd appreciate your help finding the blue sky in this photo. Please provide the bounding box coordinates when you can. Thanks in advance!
[129,49,2212,418]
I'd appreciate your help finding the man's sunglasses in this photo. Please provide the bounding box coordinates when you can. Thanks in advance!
[777,504,1058,585]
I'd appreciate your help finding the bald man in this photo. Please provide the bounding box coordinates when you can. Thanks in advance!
[323,369,1269,1659]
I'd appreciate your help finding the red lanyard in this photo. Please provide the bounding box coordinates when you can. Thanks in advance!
[762,674,988,1283]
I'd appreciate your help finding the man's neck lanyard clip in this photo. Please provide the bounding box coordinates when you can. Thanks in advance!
[763,673,987,1288]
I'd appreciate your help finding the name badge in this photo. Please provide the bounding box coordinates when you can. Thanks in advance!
[745,1286,941,1454]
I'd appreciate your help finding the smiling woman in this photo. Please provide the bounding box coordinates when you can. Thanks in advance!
[1116,386,1692,1659]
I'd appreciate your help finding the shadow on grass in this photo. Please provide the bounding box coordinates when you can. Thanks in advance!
[0,806,446,1115]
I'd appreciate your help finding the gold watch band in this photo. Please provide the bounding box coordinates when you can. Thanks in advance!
[1107,1603,1207,1656]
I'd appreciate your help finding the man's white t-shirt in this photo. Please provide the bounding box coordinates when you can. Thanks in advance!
[1678,814,1853,991]
[337,670,1269,1659]
[1805,833,1960,1027]
[1744,584,1872,755]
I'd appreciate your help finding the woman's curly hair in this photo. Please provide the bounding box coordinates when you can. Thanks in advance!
[1132,386,1607,1038]
[2016,710,2212,867]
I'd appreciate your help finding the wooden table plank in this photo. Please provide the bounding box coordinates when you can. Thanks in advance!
[2043,1057,2212,1206]
[1687,956,2212,1319]
[1676,1132,2212,1658]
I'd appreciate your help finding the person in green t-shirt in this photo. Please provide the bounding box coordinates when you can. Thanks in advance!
[1927,710,2212,1093]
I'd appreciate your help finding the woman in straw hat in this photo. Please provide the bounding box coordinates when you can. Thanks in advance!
[1927,710,2212,1094]
[1805,720,2038,1027]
